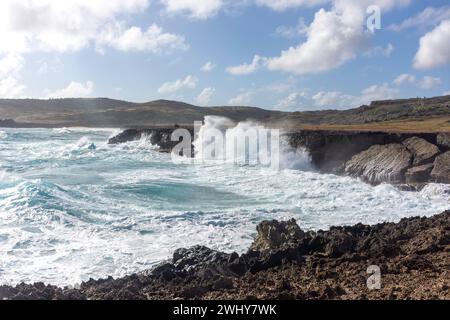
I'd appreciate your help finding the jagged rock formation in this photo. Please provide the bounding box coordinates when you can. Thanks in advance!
[1,211,448,300]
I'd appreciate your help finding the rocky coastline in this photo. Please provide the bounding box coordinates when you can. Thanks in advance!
[108,128,450,187]
[1,211,448,300]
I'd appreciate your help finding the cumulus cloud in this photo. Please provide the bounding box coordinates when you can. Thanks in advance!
[0,53,24,78]
[158,75,198,94]
[275,18,309,38]
[275,92,308,111]
[226,55,266,75]
[266,0,410,75]
[201,61,217,72]
[196,87,216,105]
[312,83,398,109]
[160,0,223,19]
[414,20,450,69]
[389,6,450,31]
[0,0,186,55]
[393,73,416,86]
[228,91,253,105]
[0,77,26,98]
[96,23,188,53]
[418,76,442,90]
[46,81,94,98]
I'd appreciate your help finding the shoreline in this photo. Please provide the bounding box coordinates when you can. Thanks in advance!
[1,210,449,300]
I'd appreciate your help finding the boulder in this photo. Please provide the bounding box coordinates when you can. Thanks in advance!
[344,144,412,184]
[405,163,434,184]
[437,133,450,151]
[402,137,440,166]
[250,218,305,251]
[431,151,450,183]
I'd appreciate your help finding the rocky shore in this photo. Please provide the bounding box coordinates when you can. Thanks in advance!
[1,211,448,300]
[108,128,450,187]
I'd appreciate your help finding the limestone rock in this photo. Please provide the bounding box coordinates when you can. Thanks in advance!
[437,133,450,151]
[344,144,412,184]
[402,137,440,166]
[250,218,305,251]
[431,151,450,183]
[405,163,434,184]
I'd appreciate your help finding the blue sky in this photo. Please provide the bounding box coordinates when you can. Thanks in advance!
[0,0,449,111]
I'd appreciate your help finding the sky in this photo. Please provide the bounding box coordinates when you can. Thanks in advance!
[0,0,449,111]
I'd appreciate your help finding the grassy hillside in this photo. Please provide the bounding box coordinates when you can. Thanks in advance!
[0,96,449,132]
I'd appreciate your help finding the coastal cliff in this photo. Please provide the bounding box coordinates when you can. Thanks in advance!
[108,128,450,186]
[1,211,448,300]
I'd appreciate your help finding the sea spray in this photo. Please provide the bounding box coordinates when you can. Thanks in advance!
[189,116,311,171]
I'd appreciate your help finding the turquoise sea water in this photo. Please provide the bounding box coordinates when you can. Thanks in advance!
[0,127,449,286]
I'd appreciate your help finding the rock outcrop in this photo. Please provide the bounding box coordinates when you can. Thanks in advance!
[405,163,434,184]
[1,211,449,300]
[402,137,440,166]
[344,144,412,184]
[437,133,450,151]
[431,152,450,183]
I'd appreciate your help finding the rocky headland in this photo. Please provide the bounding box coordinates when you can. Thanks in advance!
[1,211,448,300]
[108,128,450,188]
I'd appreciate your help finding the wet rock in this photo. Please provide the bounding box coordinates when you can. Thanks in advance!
[250,218,305,251]
[405,163,434,184]
[344,144,413,184]
[431,151,450,183]
[402,137,440,166]
[437,133,450,151]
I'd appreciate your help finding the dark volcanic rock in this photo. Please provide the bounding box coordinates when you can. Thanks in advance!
[108,127,194,154]
[405,163,435,184]
[344,144,413,184]
[1,212,449,300]
[402,137,440,166]
[437,133,450,151]
[431,151,450,183]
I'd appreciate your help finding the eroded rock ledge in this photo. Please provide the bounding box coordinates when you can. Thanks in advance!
[1,211,448,300]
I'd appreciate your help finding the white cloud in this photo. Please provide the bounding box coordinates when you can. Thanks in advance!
[196,87,216,105]
[97,23,188,53]
[255,0,329,11]
[226,55,266,75]
[275,92,308,111]
[201,61,217,72]
[444,90,450,95]
[0,0,187,55]
[160,0,223,19]
[312,83,398,109]
[0,77,26,98]
[389,6,450,32]
[418,76,442,90]
[414,19,450,69]
[0,53,24,78]
[266,0,409,75]
[393,73,416,86]
[228,91,253,105]
[46,81,94,98]
[275,18,309,38]
[158,75,198,94]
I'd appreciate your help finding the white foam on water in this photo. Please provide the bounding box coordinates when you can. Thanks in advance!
[0,127,448,286]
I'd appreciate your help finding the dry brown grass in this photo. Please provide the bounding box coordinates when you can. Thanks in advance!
[283,117,450,133]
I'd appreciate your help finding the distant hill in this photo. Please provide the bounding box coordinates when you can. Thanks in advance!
[0,96,449,131]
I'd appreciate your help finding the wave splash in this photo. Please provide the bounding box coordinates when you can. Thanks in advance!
[192,116,312,170]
